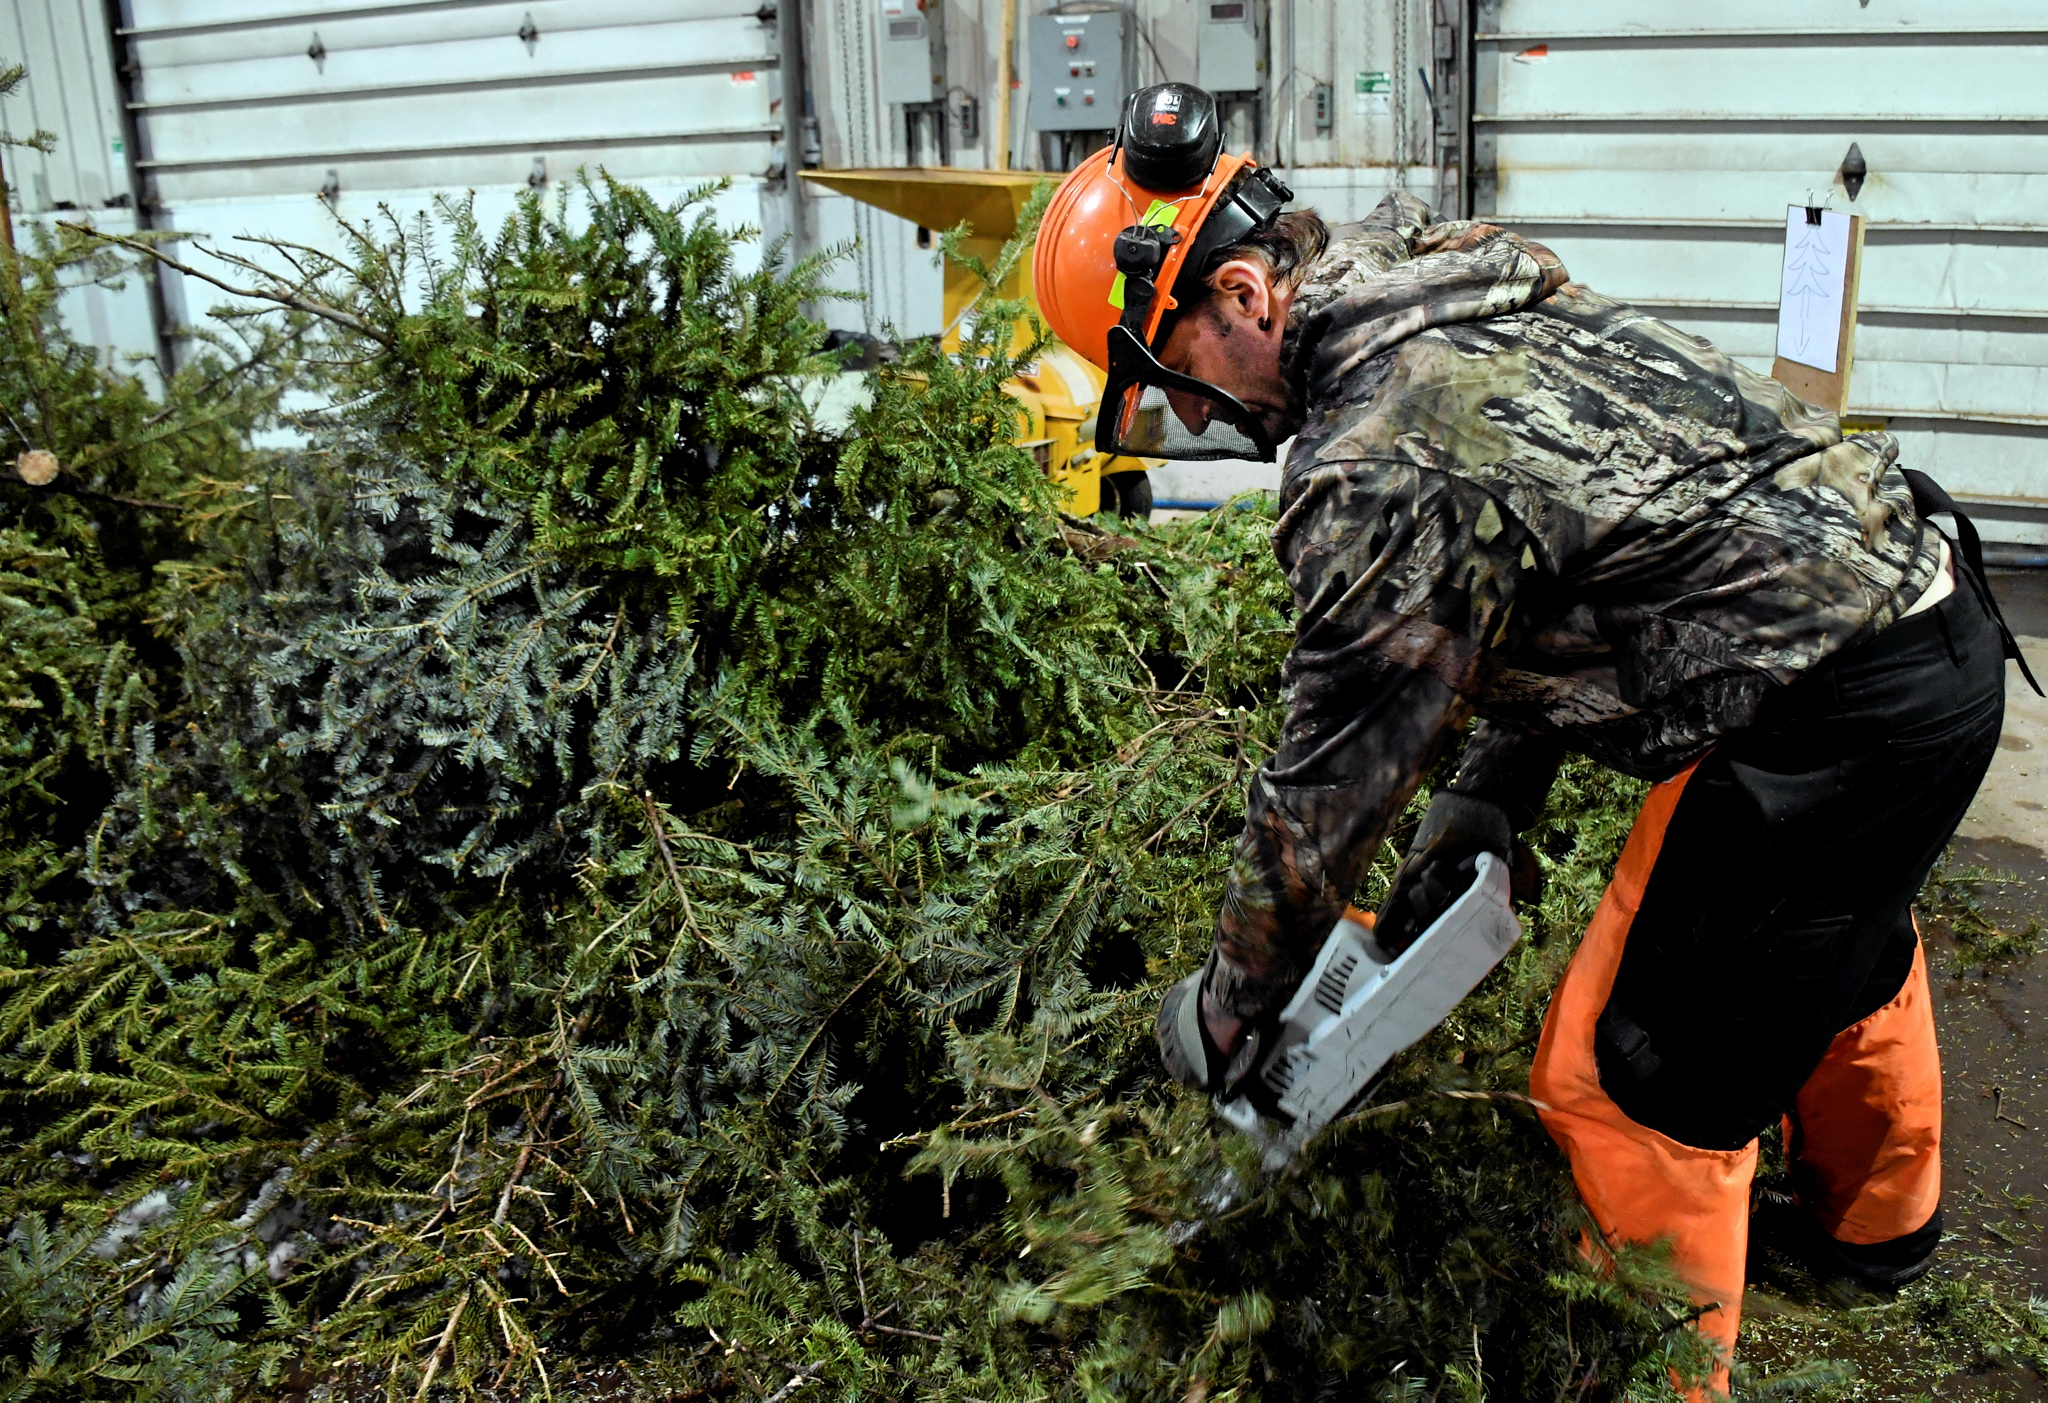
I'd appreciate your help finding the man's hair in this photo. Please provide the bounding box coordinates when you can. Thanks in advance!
[1193,209,1329,308]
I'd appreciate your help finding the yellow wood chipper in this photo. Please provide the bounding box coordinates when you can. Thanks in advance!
[798,168,1157,519]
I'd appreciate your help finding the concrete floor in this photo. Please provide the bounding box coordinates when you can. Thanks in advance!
[1929,570,2048,1298]
[1963,572,2048,857]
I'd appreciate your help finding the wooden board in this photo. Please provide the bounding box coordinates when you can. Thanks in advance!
[1772,212,1865,415]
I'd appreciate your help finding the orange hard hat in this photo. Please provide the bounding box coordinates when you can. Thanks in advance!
[1034,144,1257,371]
[1033,83,1295,461]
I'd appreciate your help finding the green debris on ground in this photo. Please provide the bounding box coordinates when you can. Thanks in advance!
[0,160,2032,1401]
[1921,862,2045,972]
[1737,1170,2048,1403]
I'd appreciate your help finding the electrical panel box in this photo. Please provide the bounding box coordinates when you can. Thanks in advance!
[1197,0,1263,93]
[878,0,945,106]
[1028,10,1135,133]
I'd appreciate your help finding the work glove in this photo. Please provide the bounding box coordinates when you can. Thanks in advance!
[1374,792,1541,955]
[1156,955,1269,1098]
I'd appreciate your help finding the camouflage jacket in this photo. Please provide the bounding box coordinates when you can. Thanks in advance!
[1210,192,1941,1020]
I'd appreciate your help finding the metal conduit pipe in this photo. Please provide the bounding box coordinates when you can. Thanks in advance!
[995,0,1015,171]
[779,0,810,242]
[101,0,177,377]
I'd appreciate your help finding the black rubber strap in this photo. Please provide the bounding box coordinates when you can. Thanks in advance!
[1902,466,2042,696]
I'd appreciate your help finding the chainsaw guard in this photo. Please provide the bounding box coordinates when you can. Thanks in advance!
[1214,851,1523,1169]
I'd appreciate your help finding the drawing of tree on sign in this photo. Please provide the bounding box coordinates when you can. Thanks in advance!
[1777,210,1848,373]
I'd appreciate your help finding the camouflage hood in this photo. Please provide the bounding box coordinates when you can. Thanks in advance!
[1279,192,1571,418]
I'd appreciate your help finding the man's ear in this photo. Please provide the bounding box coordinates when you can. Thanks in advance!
[1206,258,1276,330]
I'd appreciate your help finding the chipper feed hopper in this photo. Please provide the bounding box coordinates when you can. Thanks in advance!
[799,168,1156,518]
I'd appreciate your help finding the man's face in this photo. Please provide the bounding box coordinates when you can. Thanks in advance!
[1154,258,1297,447]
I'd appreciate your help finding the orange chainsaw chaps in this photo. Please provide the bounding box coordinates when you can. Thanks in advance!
[1530,765,1947,1400]
[1788,937,1942,1246]
[1530,764,1749,1400]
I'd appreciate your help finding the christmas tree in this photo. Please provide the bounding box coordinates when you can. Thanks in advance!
[4,161,2026,1400]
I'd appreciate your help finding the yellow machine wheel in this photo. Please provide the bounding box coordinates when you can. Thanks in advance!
[1100,469,1152,521]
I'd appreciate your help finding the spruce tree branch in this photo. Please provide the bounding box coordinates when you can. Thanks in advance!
[850,1229,870,1322]
[491,1220,570,1295]
[414,1287,471,1401]
[91,1262,261,1366]
[871,1322,947,1343]
[231,232,332,285]
[764,957,888,1109]
[61,395,272,476]
[63,326,293,476]
[56,222,395,348]
[807,781,917,911]
[493,1009,593,1225]
[1339,1088,1549,1127]
[762,1363,823,1403]
[643,794,702,936]
[493,1096,560,1227]
[462,1054,546,1110]
[1140,779,1232,852]
[0,475,185,513]
[466,1077,551,1109]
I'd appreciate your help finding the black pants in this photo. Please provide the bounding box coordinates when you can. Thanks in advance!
[1594,576,2007,1152]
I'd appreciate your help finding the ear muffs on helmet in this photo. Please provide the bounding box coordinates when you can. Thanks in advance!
[1117,82,1223,191]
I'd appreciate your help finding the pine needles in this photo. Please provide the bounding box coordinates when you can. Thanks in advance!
[0,173,1723,1400]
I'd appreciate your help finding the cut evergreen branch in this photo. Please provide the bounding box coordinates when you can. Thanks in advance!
[5,168,2030,1402]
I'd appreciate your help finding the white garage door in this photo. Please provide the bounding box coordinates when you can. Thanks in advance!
[1473,0,2048,552]
[2,1,162,374]
[38,0,789,363]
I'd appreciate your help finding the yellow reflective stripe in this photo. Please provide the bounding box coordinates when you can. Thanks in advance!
[1105,199,1181,311]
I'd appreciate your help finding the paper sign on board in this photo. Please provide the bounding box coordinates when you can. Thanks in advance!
[1776,207,1854,374]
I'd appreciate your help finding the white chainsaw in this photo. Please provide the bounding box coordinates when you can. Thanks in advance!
[1214,852,1523,1169]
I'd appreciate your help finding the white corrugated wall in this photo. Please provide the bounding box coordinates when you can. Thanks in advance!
[803,0,1452,341]
[7,1,1454,370]
[125,0,787,357]
[804,0,944,339]
[2,1,793,371]
[1474,0,2048,548]
[0,0,160,379]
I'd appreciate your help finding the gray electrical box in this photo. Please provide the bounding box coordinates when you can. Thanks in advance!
[1197,0,1262,93]
[1028,10,1135,133]
[878,0,945,105]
